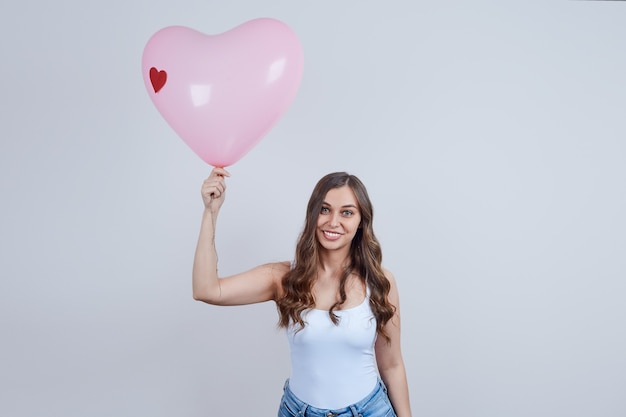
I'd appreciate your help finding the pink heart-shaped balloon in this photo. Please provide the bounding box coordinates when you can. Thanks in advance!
[142,18,304,167]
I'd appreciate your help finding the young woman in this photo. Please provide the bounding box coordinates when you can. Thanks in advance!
[193,167,412,417]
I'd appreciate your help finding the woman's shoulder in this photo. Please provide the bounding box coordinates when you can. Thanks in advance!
[262,261,291,298]
[381,268,397,287]
[382,267,395,279]
[256,261,291,275]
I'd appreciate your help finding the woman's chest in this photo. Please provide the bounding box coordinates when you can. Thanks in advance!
[312,277,366,311]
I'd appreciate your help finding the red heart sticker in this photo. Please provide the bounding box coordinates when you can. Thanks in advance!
[149,67,167,93]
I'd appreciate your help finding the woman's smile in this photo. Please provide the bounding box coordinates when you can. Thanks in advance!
[322,230,343,240]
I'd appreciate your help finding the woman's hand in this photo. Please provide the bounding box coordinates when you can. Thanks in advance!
[201,167,230,214]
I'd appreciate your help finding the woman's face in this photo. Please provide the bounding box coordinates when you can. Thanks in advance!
[316,186,362,252]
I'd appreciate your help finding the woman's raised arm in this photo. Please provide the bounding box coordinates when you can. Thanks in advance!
[192,168,287,305]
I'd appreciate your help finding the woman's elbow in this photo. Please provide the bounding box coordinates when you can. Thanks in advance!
[193,292,208,303]
[192,287,221,304]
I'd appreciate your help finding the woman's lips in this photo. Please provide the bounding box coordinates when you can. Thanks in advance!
[322,230,342,240]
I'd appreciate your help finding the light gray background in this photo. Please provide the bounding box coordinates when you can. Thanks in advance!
[1,1,625,416]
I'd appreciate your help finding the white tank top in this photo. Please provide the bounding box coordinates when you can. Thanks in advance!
[286,289,379,409]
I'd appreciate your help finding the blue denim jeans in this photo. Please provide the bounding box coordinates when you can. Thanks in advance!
[278,378,397,417]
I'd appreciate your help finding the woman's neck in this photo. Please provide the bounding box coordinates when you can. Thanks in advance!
[318,248,350,276]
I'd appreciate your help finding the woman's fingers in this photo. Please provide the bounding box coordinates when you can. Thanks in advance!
[201,168,230,206]
[210,167,231,178]
[202,179,225,198]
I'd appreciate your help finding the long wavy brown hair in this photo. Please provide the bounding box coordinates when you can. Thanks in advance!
[277,172,396,341]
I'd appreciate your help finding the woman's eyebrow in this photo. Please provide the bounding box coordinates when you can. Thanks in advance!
[322,201,358,209]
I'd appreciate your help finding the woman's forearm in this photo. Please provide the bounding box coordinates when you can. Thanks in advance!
[192,208,221,302]
[381,364,412,417]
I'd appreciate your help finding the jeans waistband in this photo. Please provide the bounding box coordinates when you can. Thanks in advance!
[282,378,387,417]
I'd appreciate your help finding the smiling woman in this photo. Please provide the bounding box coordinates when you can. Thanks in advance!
[192,168,412,417]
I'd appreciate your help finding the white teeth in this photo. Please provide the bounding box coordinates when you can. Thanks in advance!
[324,231,340,237]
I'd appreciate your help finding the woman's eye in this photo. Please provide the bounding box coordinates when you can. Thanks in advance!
[320,207,330,214]
[342,210,353,216]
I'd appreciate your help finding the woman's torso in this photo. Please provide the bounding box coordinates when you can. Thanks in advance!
[285,280,379,409]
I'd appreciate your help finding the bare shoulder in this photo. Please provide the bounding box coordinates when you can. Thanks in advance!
[261,261,291,298]
[261,261,291,276]
[382,268,401,305]
[382,268,397,285]
[259,260,290,283]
